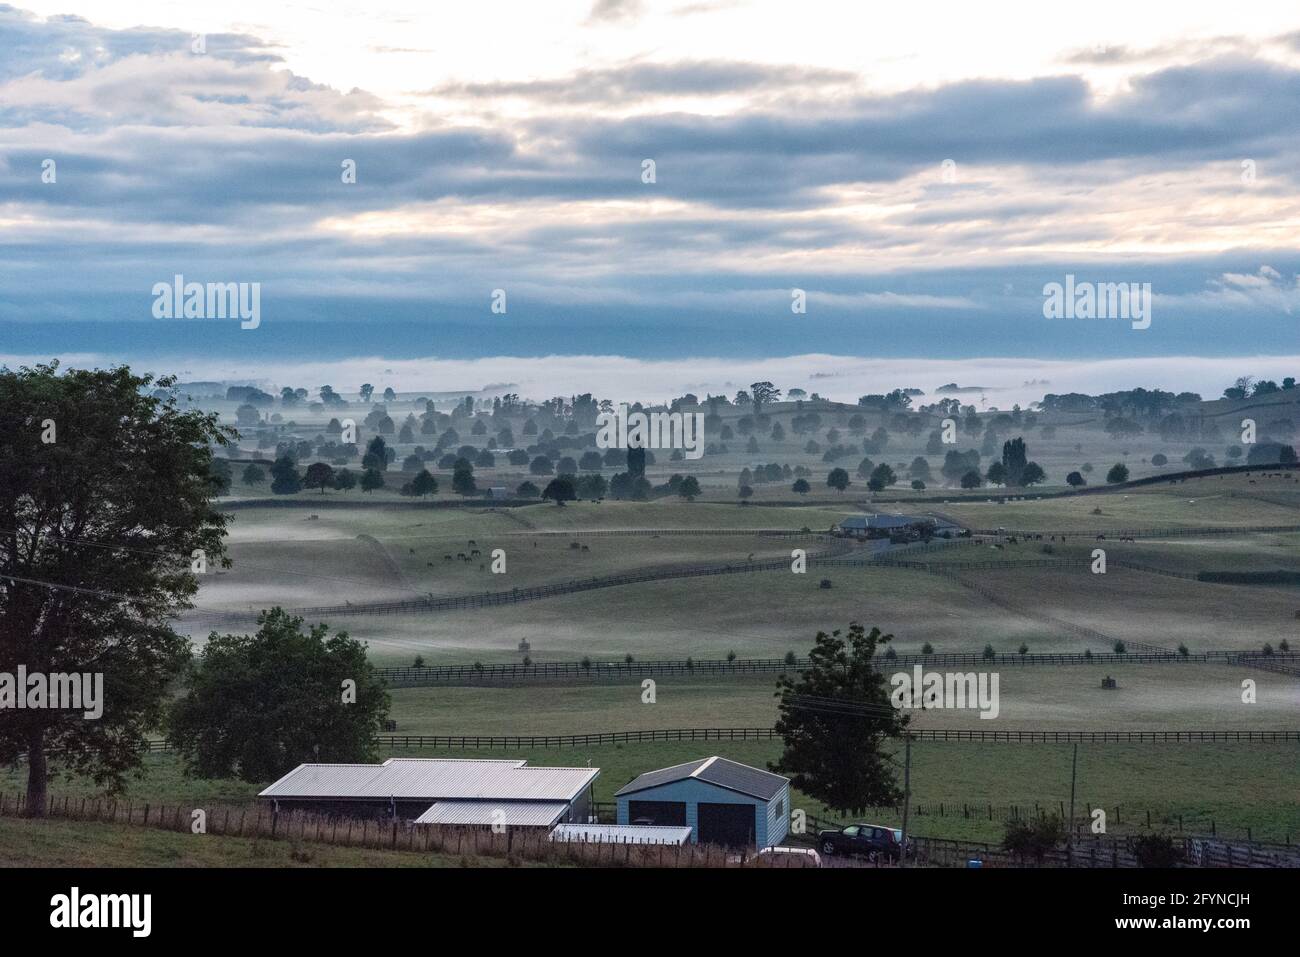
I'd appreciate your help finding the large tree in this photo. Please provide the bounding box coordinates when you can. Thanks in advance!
[542,475,577,506]
[1001,437,1027,486]
[167,608,389,782]
[771,622,908,814]
[0,362,231,813]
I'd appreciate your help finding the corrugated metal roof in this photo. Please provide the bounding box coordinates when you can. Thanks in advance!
[415,800,569,827]
[695,757,787,801]
[615,756,787,801]
[550,824,693,845]
[259,758,597,802]
[613,758,711,797]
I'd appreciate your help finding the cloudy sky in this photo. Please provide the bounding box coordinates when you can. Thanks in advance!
[0,1,1297,401]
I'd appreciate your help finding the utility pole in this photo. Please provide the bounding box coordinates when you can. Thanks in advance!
[1068,742,1079,866]
[899,732,912,868]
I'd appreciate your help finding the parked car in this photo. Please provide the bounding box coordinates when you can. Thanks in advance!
[750,846,822,868]
[817,824,908,862]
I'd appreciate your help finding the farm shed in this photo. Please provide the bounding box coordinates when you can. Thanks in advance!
[258,757,598,825]
[549,824,693,846]
[614,756,789,848]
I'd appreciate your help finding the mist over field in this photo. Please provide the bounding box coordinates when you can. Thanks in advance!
[5,351,1299,410]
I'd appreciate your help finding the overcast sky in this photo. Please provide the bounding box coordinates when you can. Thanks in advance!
[0,1,1297,399]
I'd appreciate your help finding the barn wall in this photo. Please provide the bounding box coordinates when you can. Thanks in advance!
[764,783,790,847]
[617,779,763,845]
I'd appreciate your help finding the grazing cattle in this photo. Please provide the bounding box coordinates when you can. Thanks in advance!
[1096,534,1106,541]
[468,539,477,546]
[444,554,452,561]
[471,549,481,557]
[581,545,589,552]
[457,552,466,560]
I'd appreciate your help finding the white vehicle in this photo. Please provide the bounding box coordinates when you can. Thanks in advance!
[753,846,822,868]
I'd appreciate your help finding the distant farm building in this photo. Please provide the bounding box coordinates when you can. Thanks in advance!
[258,757,598,827]
[615,756,790,848]
[833,513,936,541]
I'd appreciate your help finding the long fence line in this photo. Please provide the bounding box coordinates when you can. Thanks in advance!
[5,791,1289,868]
[43,727,1299,761]
[799,814,1300,867]
[193,539,865,623]
[373,650,1300,686]
[0,793,813,869]
[813,801,1292,844]
[968,523,1300,539]
[870,462,1300,506]
[186,521,1299,626]
[503,528,834,538]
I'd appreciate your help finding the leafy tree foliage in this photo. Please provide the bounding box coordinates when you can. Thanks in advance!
[168,608,389,781]
[771,623,907,814]
[0,362,229,812]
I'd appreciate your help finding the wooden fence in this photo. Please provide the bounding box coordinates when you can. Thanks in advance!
[373,649,1300,686]
[0,792,818,868]
[7,790,1292,868]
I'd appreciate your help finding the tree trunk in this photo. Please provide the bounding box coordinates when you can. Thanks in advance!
[25,727,48,817]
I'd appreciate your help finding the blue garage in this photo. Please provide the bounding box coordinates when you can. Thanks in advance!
[614,756,790,848]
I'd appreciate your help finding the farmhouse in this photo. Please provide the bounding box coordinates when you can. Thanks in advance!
[833,513,935,540]
[615,756,790,848]
[258,757,598,827]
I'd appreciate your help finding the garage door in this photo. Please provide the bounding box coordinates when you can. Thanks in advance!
[627,800,687,826]
[697,803,755,847]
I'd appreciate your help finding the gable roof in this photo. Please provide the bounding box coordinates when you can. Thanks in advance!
[259,758,598,803]
[615,756,787,801]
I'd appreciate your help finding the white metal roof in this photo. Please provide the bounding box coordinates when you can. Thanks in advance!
[550,824,694,845]
[259,758,598,802]
[415,800,570,827]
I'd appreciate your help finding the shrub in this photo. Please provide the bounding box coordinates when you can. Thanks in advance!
[1130,832,1185,868]
[1003,814,1066,864]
